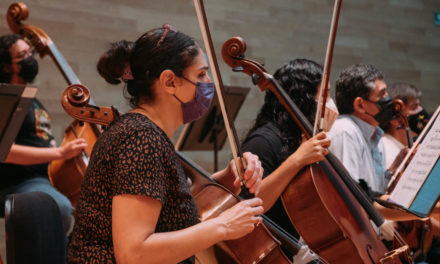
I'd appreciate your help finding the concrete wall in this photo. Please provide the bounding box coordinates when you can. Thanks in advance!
[1,0,439,172]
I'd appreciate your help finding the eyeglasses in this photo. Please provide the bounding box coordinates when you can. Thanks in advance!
[11,47,35,61]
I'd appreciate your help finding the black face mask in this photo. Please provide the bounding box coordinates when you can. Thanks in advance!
[367,95,394,127]
[408,108,429,135]
[18,55,38,83]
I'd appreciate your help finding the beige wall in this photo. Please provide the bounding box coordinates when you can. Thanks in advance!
[1,0,439,172]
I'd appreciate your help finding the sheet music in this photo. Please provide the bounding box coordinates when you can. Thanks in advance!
[389,111,440,208]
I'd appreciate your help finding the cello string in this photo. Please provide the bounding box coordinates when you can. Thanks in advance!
[389,227,411,262]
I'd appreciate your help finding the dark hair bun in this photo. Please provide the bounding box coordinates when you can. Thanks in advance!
[97,40,134,84]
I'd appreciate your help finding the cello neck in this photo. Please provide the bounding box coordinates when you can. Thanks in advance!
[47,42,81,85]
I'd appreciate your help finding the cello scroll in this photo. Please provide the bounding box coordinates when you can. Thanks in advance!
[7,3,52,57]
[61,84,119,127]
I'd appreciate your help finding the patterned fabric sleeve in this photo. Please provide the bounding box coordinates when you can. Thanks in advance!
[111,128,168,205]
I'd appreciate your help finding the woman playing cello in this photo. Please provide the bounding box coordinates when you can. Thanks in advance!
[67,25,265,264]
[241,58,334,260]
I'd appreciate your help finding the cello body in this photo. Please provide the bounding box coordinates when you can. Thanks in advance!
[48,121,99,207]
[283,163,392,263]
[393,219,434,262]
[179,152,292,264]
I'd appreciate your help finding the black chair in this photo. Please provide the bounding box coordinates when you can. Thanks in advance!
[4,191,65,264]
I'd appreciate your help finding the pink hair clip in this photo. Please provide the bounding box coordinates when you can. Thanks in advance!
[156,23,175,47]
[122,63,134,81]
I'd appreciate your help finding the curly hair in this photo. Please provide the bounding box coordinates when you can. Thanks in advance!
[244,59,323,159]
[97,26,199,107]
[335,64,384,115]
[0,34,24,83]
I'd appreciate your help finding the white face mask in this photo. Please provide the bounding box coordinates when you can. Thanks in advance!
[406,105,422,116]
[325,97,339,114]
[316,97,339,131]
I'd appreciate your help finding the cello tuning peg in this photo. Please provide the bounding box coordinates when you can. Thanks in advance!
[232,66,244,72]
[252,73,260,85]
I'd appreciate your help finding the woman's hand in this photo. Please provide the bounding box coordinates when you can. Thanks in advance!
[58,138,88,160]
[293,131,331,167]
[227,152,263,195]
[215,197,264,240]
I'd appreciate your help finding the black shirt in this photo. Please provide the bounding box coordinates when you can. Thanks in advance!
[242,122,300,240]
[0,99,55,189]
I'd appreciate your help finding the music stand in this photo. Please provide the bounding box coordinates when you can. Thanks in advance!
[379,105,440,217]
[0,84,37,161]
[175,85,249,171]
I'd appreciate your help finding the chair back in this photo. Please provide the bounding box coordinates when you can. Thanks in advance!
[5,191,65,264]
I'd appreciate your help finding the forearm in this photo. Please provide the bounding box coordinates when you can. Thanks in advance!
[4,144,62,165]
[258,154,304,212]
[116,218,225,264]
[374,201,420,221]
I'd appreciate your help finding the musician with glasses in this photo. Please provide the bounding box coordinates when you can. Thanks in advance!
[0,34,87,236]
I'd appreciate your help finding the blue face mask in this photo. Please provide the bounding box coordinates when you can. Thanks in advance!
[174,77,215,124]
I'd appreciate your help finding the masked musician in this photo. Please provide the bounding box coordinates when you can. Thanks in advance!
[242,58,333,261]
[379,82,420,168]
[380,82,430,169]
[386,82,431,140]
[327,64,422,223]
[379,82,440,263]
[0,34,87,236]
[67,25,264,264]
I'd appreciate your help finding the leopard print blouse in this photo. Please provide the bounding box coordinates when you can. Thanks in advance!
[67,113,199,263]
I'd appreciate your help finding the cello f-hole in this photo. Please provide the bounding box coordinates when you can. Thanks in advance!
[366,244,375,264]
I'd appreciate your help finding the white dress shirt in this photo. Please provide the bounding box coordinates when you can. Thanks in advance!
[380,133,405,169]
[327,114,388,194]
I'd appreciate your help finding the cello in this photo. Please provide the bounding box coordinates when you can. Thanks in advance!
[221,35,408,264]
[190,0,336,262]
[6,2,101,207]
